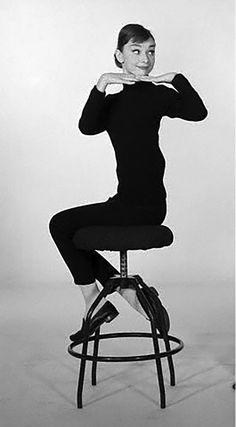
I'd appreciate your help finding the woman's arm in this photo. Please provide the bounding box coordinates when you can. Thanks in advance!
[78,86,110,135]
[139,72,208,121]
[163,73,208,121]
[78,73,139,135]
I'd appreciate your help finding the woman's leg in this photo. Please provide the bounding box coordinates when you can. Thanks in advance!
[48,200,122,286]
[49,197,166,318]
[49,200,121,318]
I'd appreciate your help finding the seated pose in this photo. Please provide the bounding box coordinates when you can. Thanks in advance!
[49,23,208,341]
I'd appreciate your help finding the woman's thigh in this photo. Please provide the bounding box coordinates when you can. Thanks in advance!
[49,197,166,238]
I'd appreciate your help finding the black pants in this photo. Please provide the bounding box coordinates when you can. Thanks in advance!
[49,195,166,285]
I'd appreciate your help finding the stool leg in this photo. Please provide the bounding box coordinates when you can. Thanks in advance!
[162,332,175,386]
[134,280,166,408]
[151,321,166,409]
[156,295,175,386]
[136,276,175,388]
[76,339,89,408]
[91,327,100,385]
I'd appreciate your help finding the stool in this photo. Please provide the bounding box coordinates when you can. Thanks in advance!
[67,225,184,409]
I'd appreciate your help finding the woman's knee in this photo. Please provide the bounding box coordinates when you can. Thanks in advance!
[48,207,83,238]
[48,211,64,236]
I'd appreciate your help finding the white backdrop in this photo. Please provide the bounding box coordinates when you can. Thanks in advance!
[0,0,234,291]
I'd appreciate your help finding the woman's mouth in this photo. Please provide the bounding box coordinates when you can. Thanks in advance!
[136,66,149,70]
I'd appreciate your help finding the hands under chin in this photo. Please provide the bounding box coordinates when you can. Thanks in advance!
[136,72,178,84]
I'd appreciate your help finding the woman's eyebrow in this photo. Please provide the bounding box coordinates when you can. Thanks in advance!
[130,43,156,48]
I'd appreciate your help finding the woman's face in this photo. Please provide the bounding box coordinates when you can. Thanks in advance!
[116,37,156,76]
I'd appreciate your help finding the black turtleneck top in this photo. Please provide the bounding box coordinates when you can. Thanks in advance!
[78,73,208,206]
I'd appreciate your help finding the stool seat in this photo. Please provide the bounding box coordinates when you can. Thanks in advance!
[73,225,173,251]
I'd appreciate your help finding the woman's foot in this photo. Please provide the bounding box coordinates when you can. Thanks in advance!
[118,287,149,320]
[69,301,119,341]
[78,281,107,319]
[83,295,108,319]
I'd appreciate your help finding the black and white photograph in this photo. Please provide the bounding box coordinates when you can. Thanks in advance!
[0,1,235,426]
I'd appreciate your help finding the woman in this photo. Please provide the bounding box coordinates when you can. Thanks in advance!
[49,23,208,341]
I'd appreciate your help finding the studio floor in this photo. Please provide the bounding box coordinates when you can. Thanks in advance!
[0,278,234,427]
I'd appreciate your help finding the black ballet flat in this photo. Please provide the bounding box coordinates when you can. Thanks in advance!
[69,300,119,342]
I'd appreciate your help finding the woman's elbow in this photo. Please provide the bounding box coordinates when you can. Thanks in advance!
[78,120,104,135]
[188,105,208,121]
[78,119,94,135]
[195,106,208,121]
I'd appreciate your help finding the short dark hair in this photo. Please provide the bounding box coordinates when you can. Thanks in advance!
[114,23,155,68]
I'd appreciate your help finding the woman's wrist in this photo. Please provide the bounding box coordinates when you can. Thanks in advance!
[96,74,108,93]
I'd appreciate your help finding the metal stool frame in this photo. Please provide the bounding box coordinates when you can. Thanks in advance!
[67,250,184,409]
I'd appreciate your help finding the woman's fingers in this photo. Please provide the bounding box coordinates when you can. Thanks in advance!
[138,73,177,84]
[122,74,139,81]
[138,75,154,82]
[117,74,139,84]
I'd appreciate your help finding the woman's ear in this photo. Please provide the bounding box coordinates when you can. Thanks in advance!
[115,49,124,64]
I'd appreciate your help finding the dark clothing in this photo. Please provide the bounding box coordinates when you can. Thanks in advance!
[49,74,207,285]
[79,73,208,206]
[49,196,166,284]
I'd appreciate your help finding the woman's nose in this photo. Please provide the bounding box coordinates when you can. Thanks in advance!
[140,53,149,63]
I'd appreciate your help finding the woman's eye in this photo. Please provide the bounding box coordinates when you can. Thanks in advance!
[132,49,155,55]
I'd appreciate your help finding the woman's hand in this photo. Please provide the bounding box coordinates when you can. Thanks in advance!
[96,72,139,92]
[137,72,178,84]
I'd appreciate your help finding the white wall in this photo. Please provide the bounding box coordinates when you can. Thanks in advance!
[1,0,234,289]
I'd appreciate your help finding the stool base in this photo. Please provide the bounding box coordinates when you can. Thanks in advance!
[67,273,184,409]
[68,330,183,408]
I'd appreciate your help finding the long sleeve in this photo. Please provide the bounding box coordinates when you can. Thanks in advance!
[78,86,111,135]
[163,73,208,121]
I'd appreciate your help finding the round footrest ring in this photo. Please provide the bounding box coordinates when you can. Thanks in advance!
[67,332,184,362]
